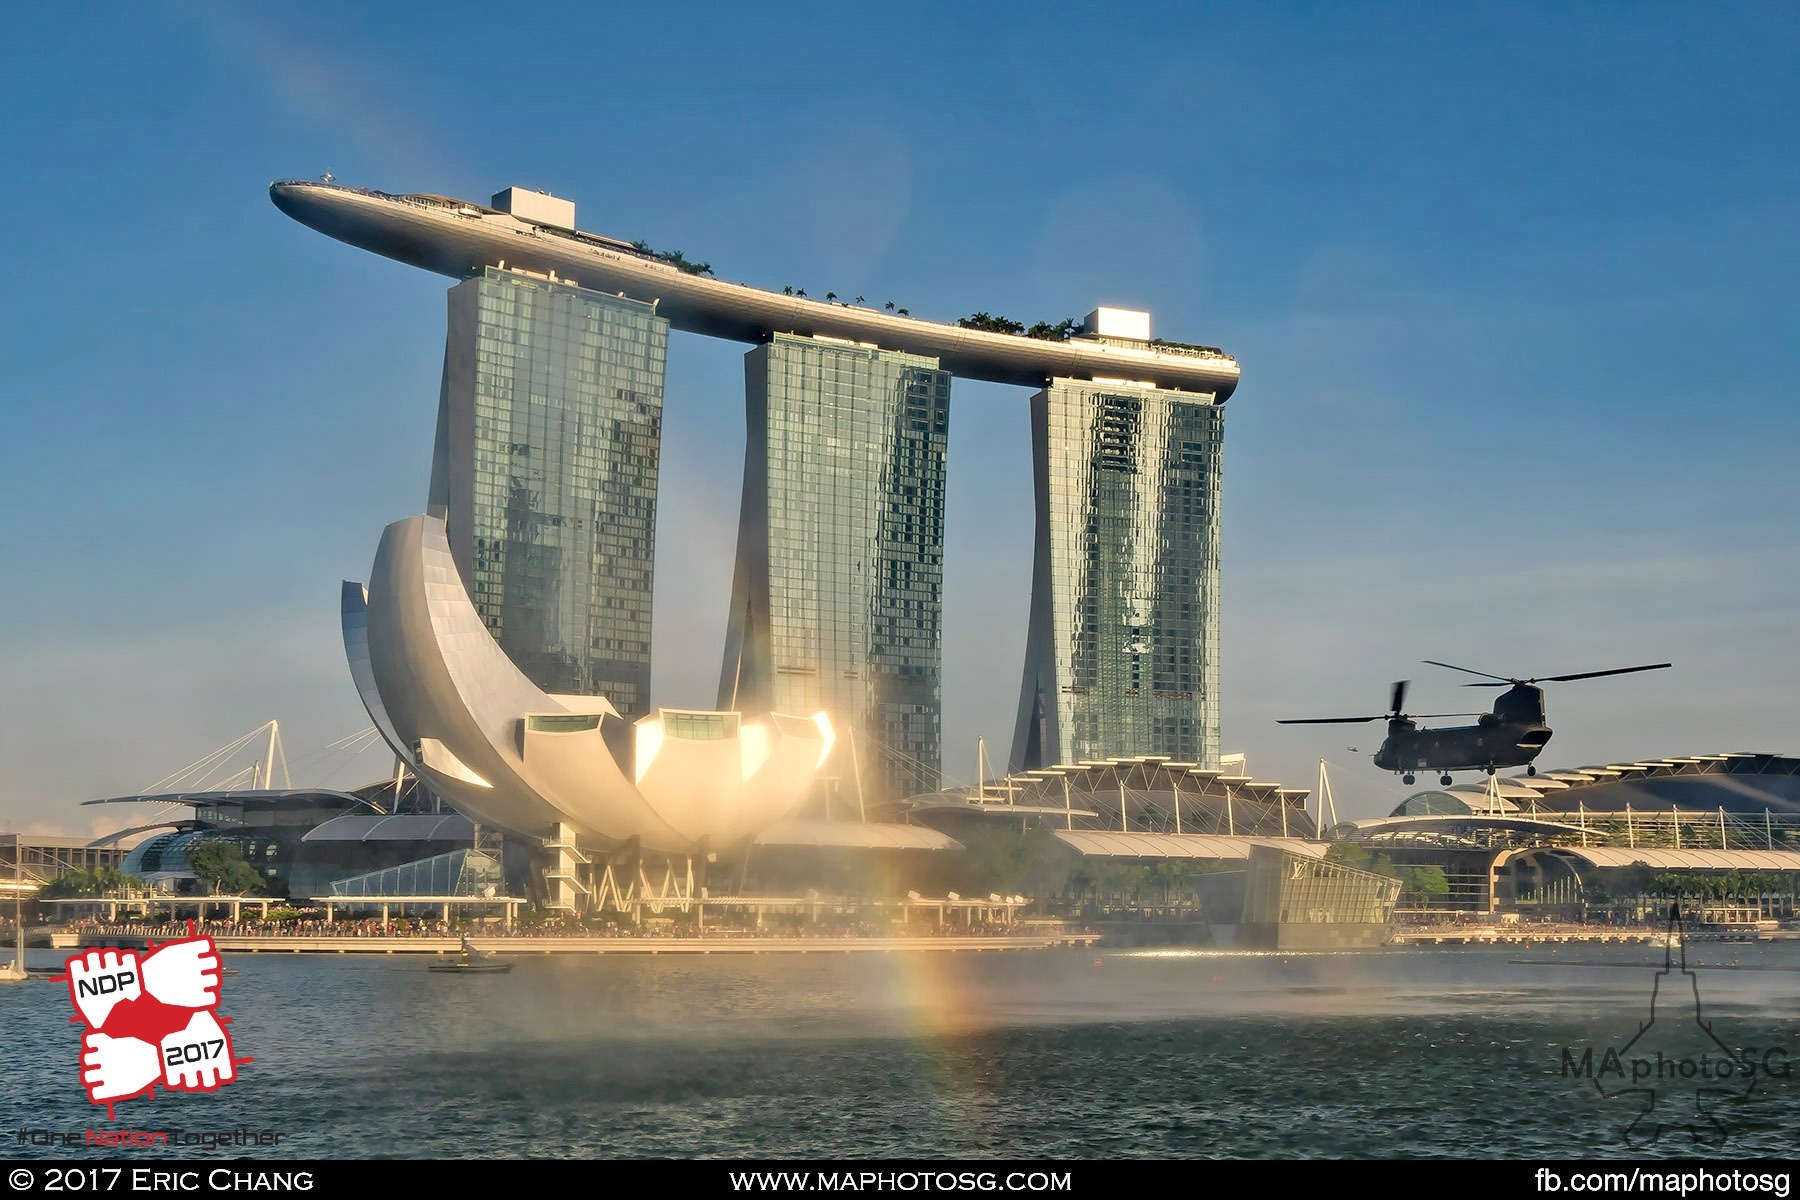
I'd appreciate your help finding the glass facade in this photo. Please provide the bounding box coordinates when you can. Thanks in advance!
[432,268,668,715]
[1011,379,1223,770]
[329,849,504,898]
[1242,847,1402,928]
[720,334,951,805]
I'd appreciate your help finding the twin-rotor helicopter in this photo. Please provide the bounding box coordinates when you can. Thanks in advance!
[1278,660,1671,786]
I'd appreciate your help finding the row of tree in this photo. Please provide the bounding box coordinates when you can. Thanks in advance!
[956,312,1082,341]
[777,286,911,315]
[1323,842,1451,901]
[628,240,713,276]
[46,841,272,899]
[42,865,144,898]
[1585,865,1797,904]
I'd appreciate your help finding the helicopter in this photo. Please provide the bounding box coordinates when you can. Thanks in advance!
[1277,661,1671,786]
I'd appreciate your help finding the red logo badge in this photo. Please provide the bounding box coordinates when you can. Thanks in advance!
[55,936,249,1117]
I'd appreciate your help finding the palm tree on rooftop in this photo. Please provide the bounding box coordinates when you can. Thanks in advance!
[826,291,838,303]
[885,300,895,310]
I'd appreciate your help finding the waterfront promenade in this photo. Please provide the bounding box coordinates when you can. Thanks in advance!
[55,922,1100,956]
[1388,922,1796,945]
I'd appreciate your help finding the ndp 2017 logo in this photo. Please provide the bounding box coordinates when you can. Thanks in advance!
[53,936,249,1116]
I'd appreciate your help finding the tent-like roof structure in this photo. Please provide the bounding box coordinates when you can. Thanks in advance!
[1052,830,1327,860]
[751,819,962,852]
[1520,846,1800,872]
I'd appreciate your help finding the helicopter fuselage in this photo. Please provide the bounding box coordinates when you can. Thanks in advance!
[1371,684,1552,776]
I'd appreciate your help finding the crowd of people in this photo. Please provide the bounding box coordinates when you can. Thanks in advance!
[62,914,1056,941]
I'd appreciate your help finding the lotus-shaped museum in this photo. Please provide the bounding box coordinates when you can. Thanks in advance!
[342,514,833,854]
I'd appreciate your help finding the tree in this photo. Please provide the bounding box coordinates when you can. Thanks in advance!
[825,291,838,303]
[43,868,98,898]
[853,295,865,305]
[187,840,267,896]
[630,241,714,276]
[795,288,807,297]
[1405,866,1451,902]
[1152,860,1191,905]
[1026,317,1082,341]
[884,300,896,311]
[655,249,712,276]
[896,307,908,316]
[782,285,794,296]
[957,311,1025,335]
[43,867,143,898]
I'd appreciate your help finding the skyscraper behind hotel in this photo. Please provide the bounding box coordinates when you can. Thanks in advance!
[1011,378,1223,771]
[429,266,669,716]
[720,334,952,805]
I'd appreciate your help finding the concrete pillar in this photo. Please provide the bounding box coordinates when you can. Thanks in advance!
[550,823,585,915]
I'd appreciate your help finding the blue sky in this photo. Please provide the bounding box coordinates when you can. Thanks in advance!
[2,1,1796,833]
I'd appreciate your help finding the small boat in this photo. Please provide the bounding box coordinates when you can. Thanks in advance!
[429,943,512,974]
[429,958,512,974]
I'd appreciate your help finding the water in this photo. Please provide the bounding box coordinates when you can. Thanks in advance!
[3,942,1796,1158]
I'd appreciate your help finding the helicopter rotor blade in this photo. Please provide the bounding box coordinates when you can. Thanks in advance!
[1534,662,1672,684]
[1276,716,1386,725]
[1422,659,1517,684]
[1402,712,1486,719]
[1389,680,1409,715]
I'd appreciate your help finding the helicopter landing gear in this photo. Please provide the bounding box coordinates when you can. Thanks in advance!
[1439,774,1454,786]
[1526,765,1537,777]
[1402,773,1416,786]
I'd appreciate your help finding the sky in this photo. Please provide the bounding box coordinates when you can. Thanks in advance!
[2,1,1796,835]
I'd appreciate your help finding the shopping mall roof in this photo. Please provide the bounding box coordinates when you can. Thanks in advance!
[751,819,963,852]
[1052,831,1327,860]
[1397,753,1800,818]
[1348,814,1594,838]
[1518,846,1800,872]
[82,788,374,809]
